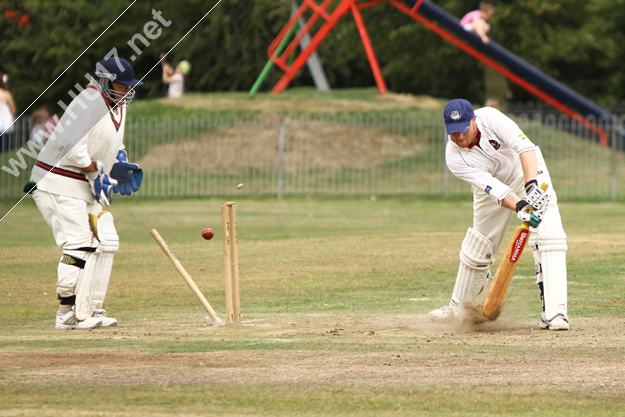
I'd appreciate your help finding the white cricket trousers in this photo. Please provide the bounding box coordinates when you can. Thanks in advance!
[32,190,102,297]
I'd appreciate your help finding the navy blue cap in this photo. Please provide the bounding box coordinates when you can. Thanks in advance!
[443,99,474,135]
[95,58,144,87]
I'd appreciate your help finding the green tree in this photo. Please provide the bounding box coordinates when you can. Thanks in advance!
[2,0,625,114]
[494,0,625,107]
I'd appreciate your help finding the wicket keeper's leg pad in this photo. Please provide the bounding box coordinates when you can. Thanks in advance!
[75,211,119,321]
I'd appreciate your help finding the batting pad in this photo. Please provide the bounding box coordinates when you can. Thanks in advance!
[451,228,494,304]
[75,212,119,321]
[529,243,543,284]
[537,233,568,321]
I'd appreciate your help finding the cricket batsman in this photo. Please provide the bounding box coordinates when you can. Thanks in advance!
[27,58,144,329]
[428,99,569,330]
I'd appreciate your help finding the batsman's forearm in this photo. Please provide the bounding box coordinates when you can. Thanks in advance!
[519,150,538,184]
[501,191,521,211]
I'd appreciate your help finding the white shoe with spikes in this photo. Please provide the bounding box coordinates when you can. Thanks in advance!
[56,310,102,330]
[92,309,118,327]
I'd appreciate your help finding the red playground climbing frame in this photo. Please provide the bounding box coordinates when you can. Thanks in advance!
[267,0,610,143]
[269,0,389,94]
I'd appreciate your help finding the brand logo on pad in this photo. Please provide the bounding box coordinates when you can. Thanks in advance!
[451,111,461,120]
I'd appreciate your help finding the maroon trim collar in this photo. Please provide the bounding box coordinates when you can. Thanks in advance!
[86,85,124,131]
[467,130,482,149]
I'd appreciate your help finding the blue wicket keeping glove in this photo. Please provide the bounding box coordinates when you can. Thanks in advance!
[110,150,143,196]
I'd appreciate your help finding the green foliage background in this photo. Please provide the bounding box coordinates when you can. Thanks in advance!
[1,0,625,113]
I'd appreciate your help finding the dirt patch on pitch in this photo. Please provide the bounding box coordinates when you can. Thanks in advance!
[1,315,624,389]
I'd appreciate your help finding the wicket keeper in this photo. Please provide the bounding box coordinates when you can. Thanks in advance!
[428,99,569,330]
[28,58,144,329]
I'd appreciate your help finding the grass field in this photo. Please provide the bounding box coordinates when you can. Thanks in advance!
[1,196,625,416]
[127,88,445,120]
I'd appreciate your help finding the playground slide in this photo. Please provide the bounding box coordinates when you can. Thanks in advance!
[413,0,613,121]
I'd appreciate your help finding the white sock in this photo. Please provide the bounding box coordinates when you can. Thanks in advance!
[59,304,72,314]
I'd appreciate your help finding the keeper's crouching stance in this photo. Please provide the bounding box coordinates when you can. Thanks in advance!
[428,99,569,331]
[27,57,144,329]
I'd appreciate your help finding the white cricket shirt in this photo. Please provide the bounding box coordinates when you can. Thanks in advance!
[30,82,126,202]
[445,107,536,203]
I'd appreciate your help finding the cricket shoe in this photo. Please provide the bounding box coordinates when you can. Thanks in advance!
[56,310,102,330]
[92,309,118,327]
[540,313,569,331]
[428,304,462,322]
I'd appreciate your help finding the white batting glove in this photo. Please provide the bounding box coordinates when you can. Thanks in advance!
[516,200,543,228]
[525,180,550,213]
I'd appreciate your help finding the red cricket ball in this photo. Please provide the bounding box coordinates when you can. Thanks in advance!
[201,228,214,240]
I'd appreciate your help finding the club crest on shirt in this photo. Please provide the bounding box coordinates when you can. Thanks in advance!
[451,111,461,120]
[489,140,500,150]
[485,185,492,194]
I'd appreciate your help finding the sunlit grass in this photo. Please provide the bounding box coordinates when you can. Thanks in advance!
[1,197,625,416]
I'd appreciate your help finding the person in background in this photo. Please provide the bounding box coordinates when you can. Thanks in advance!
[29,104,58,145]
[460,2,494,44]
[160,52,175,97]
[0,74,17,152]
[163,60,191,99]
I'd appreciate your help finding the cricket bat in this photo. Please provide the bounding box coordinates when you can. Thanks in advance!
[482,183,548,320]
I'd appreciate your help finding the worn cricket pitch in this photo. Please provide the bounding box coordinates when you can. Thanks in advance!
[1,198,625,416]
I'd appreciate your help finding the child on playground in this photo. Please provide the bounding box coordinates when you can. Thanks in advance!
[460,2,494,44]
